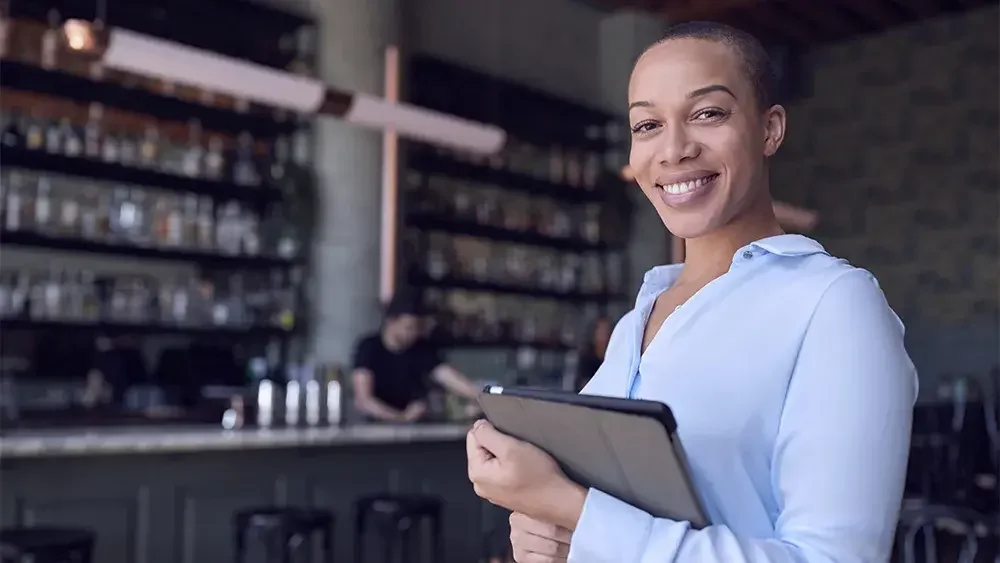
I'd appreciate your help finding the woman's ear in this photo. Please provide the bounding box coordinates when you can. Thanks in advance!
[762,104,787,157]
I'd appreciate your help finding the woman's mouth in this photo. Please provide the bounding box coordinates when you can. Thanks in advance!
[655,173,719,206]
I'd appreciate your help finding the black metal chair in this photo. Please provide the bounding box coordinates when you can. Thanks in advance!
[897,375,999,563]
[353,494,443,563]
[0,526,95,563]
[233,506,335,563]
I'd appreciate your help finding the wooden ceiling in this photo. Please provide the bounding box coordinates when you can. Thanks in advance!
[592,0,999,46]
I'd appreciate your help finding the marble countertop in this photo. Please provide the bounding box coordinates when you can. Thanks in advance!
[0,423,472,459]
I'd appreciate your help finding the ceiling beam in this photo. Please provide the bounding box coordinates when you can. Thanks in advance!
[885,0,938,17]
[836,0,903,27]
[738,4,817,46]
[660,0,761,22]
[778,0,856,39]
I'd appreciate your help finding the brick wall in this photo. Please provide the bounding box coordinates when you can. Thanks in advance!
[771,5,1000,386]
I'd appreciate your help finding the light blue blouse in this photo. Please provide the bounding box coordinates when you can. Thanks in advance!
[570,234,917,563]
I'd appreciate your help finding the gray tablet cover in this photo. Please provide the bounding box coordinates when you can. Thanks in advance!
[478,390,709,528]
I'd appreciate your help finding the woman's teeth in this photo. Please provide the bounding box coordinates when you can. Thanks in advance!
[658,174,718,194]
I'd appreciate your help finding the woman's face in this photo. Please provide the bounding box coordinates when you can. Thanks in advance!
[627,38,785,239]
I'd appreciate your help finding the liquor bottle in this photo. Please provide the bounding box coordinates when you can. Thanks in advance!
[196,197,215,250]
[34,176,54,235]
[204,136,225,181]
[181,120,205,178]
[84,104,104,160]
[44,116,64,154]
[1,110,23,147]
[79,183,101,240]
[138,124,161,169]
[40,10,60,71]
[232,132,260,187]
[24,113,45,151]
[62,117,84,158]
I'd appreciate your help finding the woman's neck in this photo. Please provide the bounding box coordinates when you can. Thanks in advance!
[678,194,783,284]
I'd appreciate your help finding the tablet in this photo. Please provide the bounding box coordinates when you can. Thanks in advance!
[477,385,709,528]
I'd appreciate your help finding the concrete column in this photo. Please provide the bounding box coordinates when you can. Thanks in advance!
[597,10,671,294]
[309,0,399,363]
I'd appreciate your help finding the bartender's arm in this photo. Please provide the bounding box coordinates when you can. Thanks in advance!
[430,363,480,400]
[351,368,403,422]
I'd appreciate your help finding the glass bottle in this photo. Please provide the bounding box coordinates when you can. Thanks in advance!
[56,176,80,237]
[44,116,64,154]
[24,112,46,151]
[84,104,104,160]
[181,120,205,178]
[62,117,83,157]
[181,194,199,248]
[1,110,23,147]
[241,207,260,256]
[196,197,215,250]
[101,125,120,163]
[4,171,28,232]
[204,136,225,181]
[34,176,54,235]
[232,132,259,187]
[118,130,139,167]
[108,186,132,243]
[78,183,101,239]
[138,123,161,169]
[79,270,100,322]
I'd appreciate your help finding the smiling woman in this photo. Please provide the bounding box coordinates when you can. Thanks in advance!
[467,21,917,563]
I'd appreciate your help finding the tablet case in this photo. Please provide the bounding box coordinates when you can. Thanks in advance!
[478,386,709,528]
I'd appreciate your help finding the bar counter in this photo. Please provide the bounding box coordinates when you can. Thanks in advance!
[0,422,472,458]
[0,422,487,563]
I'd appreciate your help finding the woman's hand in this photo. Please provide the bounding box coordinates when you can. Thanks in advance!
[509,512,572,563]
[466,420,587,530]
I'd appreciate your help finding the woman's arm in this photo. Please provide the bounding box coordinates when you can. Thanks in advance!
[568,269,918,563]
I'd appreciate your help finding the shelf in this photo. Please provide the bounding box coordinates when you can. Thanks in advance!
[0,318,294,337]
[0,60,297,139]
[433,336,572,351]
[407,213,609,252]
[0,231,300,269]
[409,153,604,204]
[410,274,612,303]
[1,146,283,204]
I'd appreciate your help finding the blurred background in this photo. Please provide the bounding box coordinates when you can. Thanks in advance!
[0,0,996,561]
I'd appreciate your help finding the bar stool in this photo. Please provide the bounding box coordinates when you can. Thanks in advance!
[233,507,335,563]
[353,494,443,563]
[0,526,95,563]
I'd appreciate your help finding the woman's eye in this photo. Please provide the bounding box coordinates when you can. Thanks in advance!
[630,121,657,134]
[693,108,727,121]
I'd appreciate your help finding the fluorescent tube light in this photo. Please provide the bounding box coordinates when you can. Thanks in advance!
[66,24,506,154]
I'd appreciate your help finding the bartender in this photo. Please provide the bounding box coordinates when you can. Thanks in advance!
[351,294,479,423]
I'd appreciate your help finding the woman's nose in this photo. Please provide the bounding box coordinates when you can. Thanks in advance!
[658,124,700,165]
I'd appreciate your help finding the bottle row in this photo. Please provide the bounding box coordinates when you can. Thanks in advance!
[408,171,605,244]
[416,233,627,297]
[0,268,300,330]
[0,104,297,189]
[0,168,301,259]
[419,138,607,191]
[424,289,597,348]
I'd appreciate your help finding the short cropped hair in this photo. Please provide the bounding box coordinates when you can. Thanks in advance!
[655,21,776,111]
[384,291,426,319]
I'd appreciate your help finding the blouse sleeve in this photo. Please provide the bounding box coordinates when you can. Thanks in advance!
[568,269,918,562]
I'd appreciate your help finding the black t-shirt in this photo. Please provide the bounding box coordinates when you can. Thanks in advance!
[352,334,437,410]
